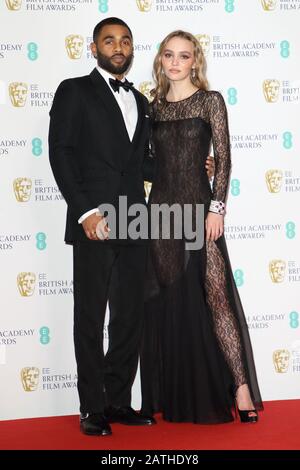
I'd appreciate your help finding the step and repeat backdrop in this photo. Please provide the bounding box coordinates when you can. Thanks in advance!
[0,0,299,420]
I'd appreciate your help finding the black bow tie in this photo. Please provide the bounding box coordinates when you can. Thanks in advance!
[109,78,134,93]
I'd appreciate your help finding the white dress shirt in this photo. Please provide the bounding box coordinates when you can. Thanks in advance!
[78,66,138,224]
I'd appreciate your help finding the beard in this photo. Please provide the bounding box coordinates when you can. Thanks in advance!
[96,48,133,75]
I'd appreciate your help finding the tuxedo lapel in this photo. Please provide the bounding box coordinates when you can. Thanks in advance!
[89,68,147,171]
[130,88,144,147]
[123,87,146,168]
[89,68,130,145]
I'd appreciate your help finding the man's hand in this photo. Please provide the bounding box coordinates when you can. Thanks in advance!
[82,212,109,241]
[206,156,215,180]
[206,212,224,241]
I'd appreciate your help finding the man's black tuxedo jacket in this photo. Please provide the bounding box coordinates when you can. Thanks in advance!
[49,68,154,244]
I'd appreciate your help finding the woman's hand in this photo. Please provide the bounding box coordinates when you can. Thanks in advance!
[96,216,110,240]
[206,212,224,241]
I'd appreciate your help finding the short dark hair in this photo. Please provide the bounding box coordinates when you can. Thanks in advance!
[93,17,133,43]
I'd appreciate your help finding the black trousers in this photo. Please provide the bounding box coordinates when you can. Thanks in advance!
[73,241,147,414]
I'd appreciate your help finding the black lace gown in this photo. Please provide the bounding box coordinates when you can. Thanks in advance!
[140,89,263,424]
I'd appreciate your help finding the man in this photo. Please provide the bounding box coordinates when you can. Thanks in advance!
[49,17,214,437]
[49,17,156,436]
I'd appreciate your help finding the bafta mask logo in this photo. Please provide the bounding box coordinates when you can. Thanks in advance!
[139,81,154,102]
[261,0,277,11]
[17,272,36,297]
[9,82,28,107]
[265,169,283,193]
[144,181,152,200]
[136,0,152,12]
[65,34,84,59]
[13,177,32,202]
[196,34,211,57]
[269,259,286,283]
[263,79,280,103]
[21,367,40,391]
[5,0,22,10]
[273,349,290,373]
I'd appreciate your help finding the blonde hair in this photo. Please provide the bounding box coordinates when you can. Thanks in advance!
[152,30,209,103]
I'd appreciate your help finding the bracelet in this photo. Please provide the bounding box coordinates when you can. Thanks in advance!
[209,200,226,215]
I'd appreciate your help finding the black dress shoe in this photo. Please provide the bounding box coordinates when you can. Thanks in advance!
[104,405,156,426]
[80,413,112,436]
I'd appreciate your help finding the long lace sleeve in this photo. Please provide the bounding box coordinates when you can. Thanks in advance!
[209,91,231,203]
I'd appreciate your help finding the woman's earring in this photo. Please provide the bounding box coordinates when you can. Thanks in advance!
[191,68,196,79]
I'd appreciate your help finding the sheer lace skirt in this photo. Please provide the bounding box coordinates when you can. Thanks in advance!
[140,235,263,423]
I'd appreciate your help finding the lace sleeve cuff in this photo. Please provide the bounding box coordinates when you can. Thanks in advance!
[209,200,226,215]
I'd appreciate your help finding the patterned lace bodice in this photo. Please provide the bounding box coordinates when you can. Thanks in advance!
[150,89,231,205]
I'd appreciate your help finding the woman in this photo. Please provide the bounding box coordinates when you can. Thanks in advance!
[140,31,263,424]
